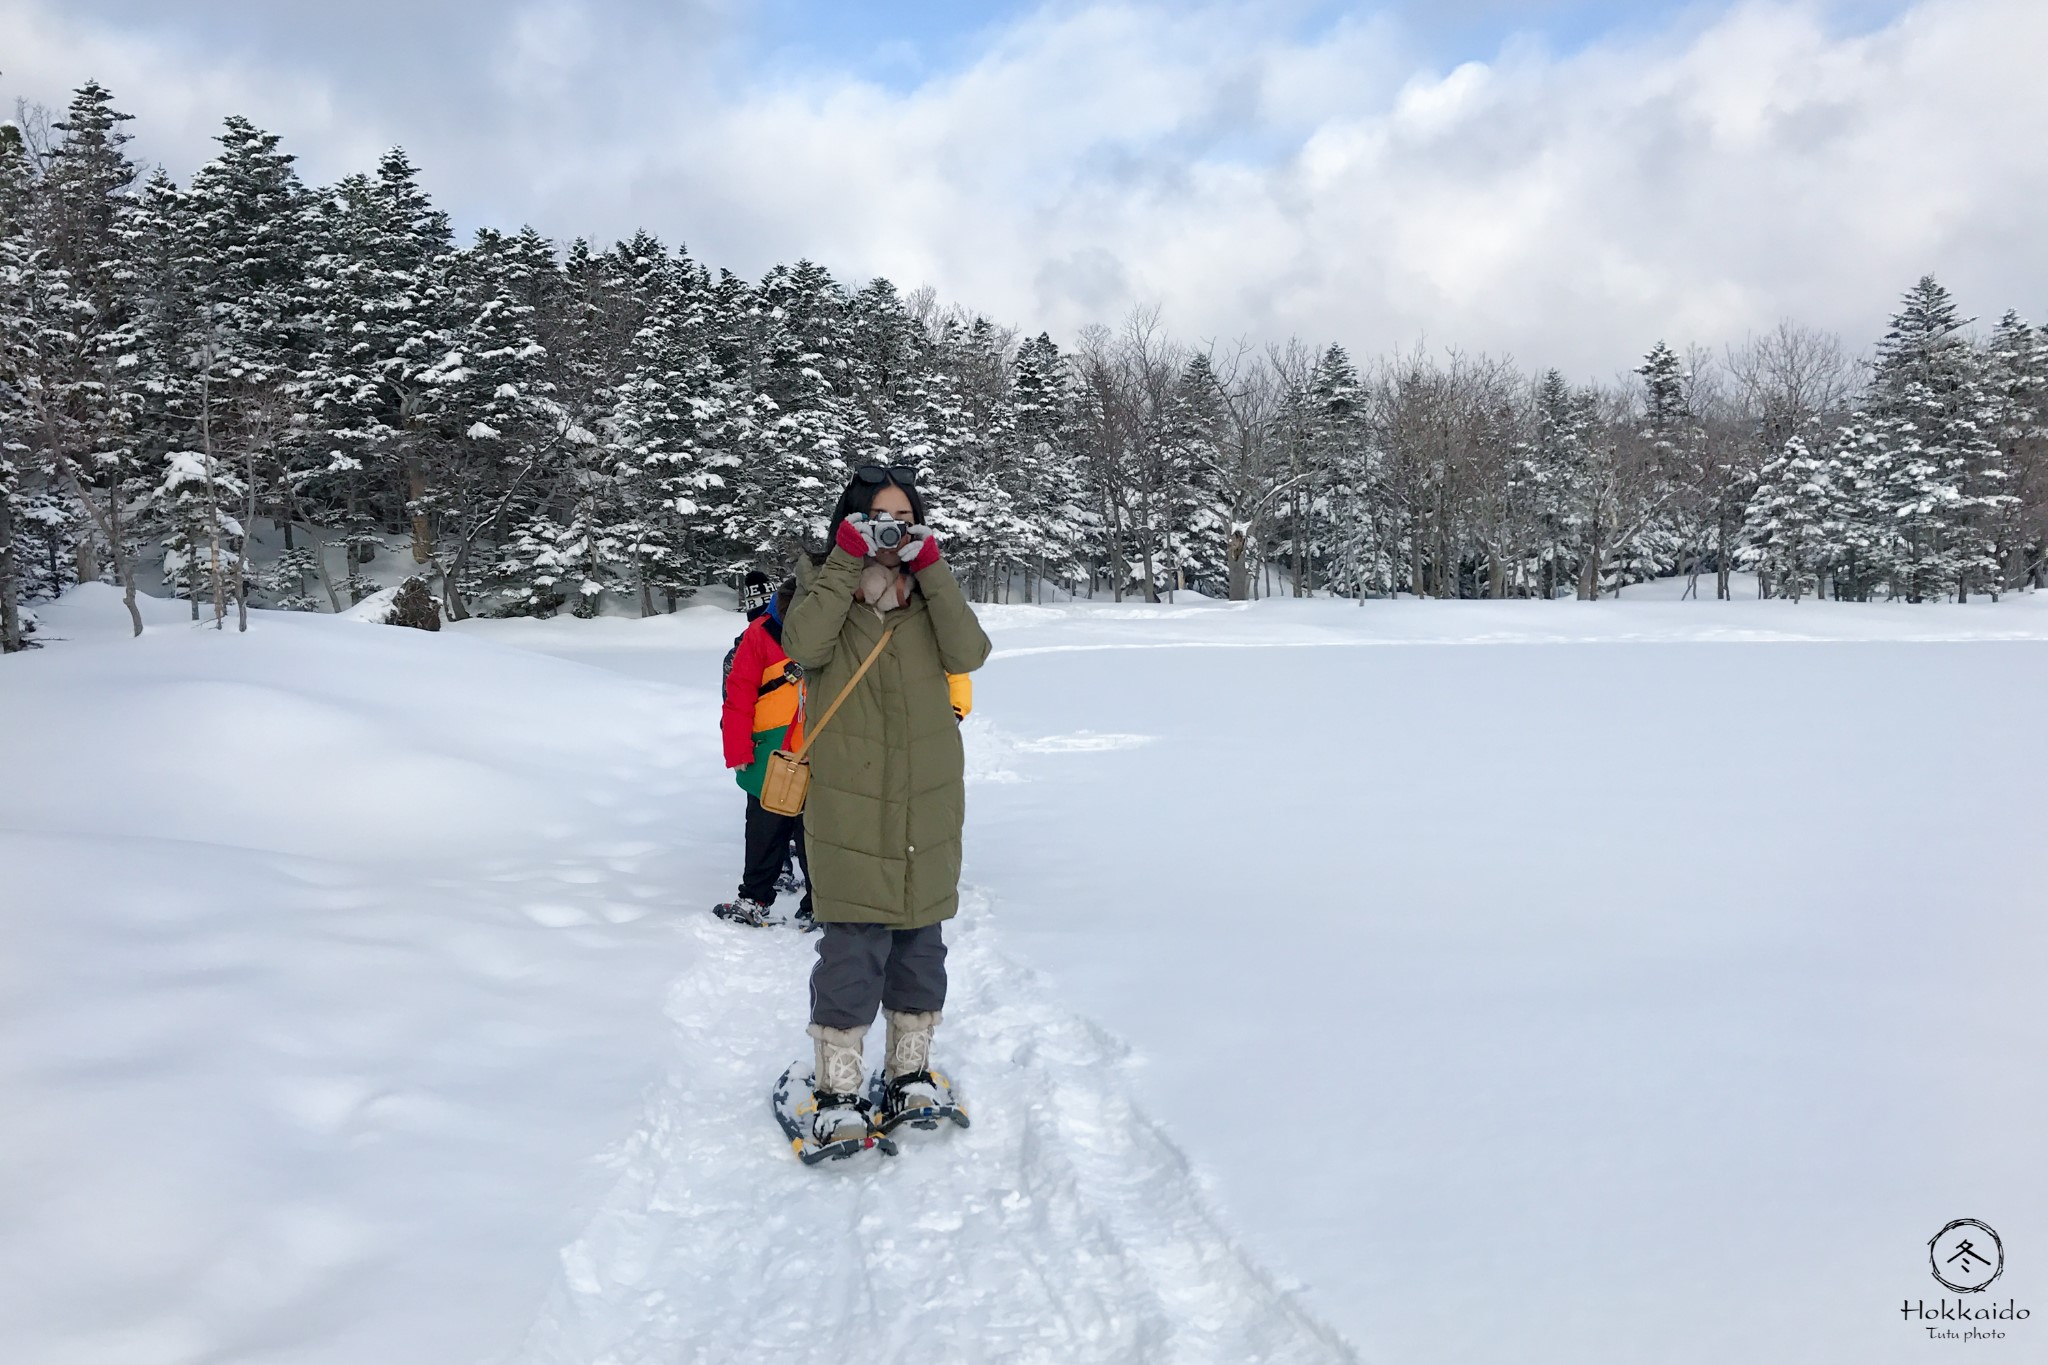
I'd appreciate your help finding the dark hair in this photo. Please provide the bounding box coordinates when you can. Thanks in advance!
[813,470,929,564]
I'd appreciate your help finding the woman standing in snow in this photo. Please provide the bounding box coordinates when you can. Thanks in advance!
[779,465,991,1152]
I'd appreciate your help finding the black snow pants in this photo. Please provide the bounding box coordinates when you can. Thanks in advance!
[740,794,810,914]
[808,922,947,1030]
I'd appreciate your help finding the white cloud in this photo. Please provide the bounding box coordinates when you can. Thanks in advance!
[0,0,389,189]
[4,0,2043,376]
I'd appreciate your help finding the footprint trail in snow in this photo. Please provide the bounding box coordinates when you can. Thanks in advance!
[510,889,1356,1365]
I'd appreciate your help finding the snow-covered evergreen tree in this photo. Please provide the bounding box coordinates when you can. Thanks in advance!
[181,115,314,624]
[1625,340,1700,591]
[443,227,574,615]
[0,120,33,650]
[1740,433,1833,600]
[892,316,994,587]
[302,148,452,606]
[1816,416,1889,601]
[731,261,858,558]
[1290,345,1361,597]
[119,169,204,596]
[156,446,245,611]
[1522,369,1599,598]
[846,277,922,449]
[17,84,151,630]
[1981,310,2045,594]
[605,237,713,612]
[1007,331,1091,598]
[1320,346,1391,599]
[517,230,637,618]
[945,316,1033,596]
[1862,276,2004,601]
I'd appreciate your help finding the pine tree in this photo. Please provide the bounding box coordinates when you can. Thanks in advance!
[1148,351,1221,597]
[302,148,452,608]
[514,229,636,618]
[156,447,246,608]
[1523,369,1598,599]
[442,226,571,615]
[21,84,150,633]
[637,265,760,583]
[732,261,859,558]
[44,83,144,569]
[554,236,632,614]
[1007,331,1090,599]
[1819,417,1888,600]
[892,316,995,587]
[1268,351,1322,598]
[118,169,204,595]
[1631,340,1700,592]
[846,277,922,446]
[181,115,314,625]
[1864,276,2002,601]
[0,121,33,650]
[604,236,705,613]
[962,316,1032,599]
[1304,345,1380,598]
[1740,432,1833,600]
[1637,342,1687,434]
[1981,310,2045,594]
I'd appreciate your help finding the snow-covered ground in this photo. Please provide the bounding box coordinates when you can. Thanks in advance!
[4,585,2045,1364]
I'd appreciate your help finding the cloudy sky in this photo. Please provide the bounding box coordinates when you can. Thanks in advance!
[3,0,2041,376]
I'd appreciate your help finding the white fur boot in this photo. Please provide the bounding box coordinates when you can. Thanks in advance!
[806,1022,872,1143]
[881,1009,944,1120]
[884,1009,941,1079]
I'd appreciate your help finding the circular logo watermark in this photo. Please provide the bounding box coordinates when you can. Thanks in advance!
[1930,1219,2004,1293]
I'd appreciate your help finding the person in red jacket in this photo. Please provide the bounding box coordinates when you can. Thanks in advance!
[714,573,813,928]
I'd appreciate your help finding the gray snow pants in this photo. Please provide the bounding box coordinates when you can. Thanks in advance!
[808,922,947,1030]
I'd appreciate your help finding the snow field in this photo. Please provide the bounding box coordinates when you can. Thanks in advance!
[4,584,2046,1364]
[958,598,2048,1365]
[515,889,1351,1365]
[2,590,723,1364]
[2,586,1355,1365]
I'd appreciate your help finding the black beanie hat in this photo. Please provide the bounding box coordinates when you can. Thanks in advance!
[740,570,773,618]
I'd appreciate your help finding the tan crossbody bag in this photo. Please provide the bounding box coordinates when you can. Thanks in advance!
[758,627,894,817]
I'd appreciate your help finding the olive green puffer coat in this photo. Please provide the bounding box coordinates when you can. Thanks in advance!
[780,547,992,927]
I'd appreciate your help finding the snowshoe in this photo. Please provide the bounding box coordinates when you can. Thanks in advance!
[772,1064,897,1165]
[775,840,806,897]
[713,896,774,927]
[869,1067,970,1137]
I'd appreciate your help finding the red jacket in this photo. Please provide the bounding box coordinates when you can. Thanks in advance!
[721,612,804,791]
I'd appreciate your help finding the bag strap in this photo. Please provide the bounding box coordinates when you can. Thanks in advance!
[792,627,894,759]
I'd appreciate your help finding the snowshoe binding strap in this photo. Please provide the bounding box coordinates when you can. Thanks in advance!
[883,1070,938,1104]
[877,1069,967,1134]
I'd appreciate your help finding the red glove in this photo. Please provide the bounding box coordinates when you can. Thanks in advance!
[902,525,942,573]
[836,515,881,558]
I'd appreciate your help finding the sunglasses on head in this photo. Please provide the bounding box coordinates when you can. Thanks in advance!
[855,464,919,487]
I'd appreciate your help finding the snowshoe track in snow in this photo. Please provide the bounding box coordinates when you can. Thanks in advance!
[510,889,1356,1365]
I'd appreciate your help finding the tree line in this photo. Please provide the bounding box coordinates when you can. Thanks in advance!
[3,81,2045,651]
